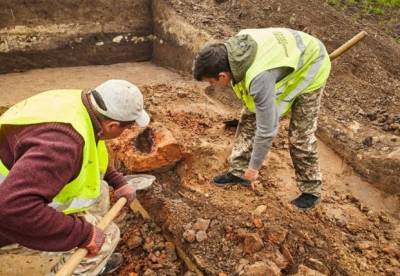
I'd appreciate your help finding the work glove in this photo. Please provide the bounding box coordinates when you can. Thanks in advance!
[114,183,136,205]
[84,225,105,257]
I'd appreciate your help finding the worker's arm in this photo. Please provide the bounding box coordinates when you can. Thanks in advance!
[248,67,292,171]
[0,124,93,252]
[104,165,128,190]
[248,70,280,171]
[104,165,136,204]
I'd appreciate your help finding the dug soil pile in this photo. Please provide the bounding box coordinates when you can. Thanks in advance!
[110,82,400,275]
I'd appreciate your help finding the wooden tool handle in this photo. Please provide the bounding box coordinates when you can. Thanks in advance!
[55,197,127,276]
[131,200,204,275]
[130,198,151,220]
[329,31,368,60]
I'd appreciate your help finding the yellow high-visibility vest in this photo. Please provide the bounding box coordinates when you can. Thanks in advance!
[0,90,108,214]
[232,28,331,116]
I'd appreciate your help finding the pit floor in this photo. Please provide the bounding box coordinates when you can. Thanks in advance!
[0,62,197,106]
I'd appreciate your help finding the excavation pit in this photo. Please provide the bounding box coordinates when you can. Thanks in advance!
[0,0,399,275]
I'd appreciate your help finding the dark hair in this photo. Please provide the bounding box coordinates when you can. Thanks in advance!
[192,43,230,81]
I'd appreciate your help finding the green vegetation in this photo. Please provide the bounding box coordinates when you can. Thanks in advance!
[327,0,400,42]
[327,0,400,14]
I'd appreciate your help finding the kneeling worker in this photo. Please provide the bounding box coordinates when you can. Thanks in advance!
[193,28,331,209]
[0,80,150,274]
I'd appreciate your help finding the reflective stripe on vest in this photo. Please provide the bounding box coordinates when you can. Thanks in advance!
[232,28,331,116]
[0,160,6,185]
[48,197,98,212]
[291,29,306,69]
[0,90,109,214]
[275,30,306,97]
[276,40,327,115]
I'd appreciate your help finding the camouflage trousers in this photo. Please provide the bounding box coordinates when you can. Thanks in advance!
[0,181,121,275]
[229,88,323,197]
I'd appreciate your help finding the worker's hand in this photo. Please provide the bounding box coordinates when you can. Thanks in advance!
[84,225,105,257]
[244,168,259,189]
[114,183,136,205]
[244,168,259,182]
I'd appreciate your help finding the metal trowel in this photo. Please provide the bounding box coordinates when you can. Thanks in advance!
[124,174,155,191]
[124,174,155,219]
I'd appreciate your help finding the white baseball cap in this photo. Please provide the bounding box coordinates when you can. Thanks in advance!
[89,80,150,127]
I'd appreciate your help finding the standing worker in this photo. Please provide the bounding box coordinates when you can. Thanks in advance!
[0,80,150,274]
[193,28,331,209]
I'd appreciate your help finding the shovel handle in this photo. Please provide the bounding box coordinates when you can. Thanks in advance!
[329,31,368,60]
[55,197,127,276]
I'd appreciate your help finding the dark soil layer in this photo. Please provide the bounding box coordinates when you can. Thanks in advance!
[0,0,153,73]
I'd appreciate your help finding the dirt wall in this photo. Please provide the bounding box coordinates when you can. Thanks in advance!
[318,115,400,194]
[152,0,214,72]
[0,0,153,73]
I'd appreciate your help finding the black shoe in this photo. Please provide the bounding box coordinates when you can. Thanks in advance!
[213,172,250,187]
[291,193,320,209]
[99,252,123,275]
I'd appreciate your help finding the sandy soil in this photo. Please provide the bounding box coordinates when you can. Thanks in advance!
[0,62,194,106]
